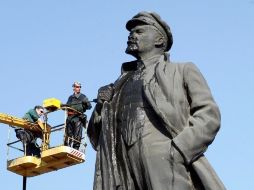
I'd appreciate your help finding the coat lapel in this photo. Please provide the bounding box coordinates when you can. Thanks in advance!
[143,57,180,137]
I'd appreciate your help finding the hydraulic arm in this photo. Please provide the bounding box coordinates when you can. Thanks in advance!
[0,112,51,150]
[0,113,42,132]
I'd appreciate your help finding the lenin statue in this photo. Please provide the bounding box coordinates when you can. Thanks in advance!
[88,11,225,190]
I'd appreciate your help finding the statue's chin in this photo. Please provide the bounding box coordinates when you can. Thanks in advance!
[125,45,138,56]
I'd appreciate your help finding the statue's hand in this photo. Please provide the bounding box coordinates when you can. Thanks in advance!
[97,83,114,103]
[95,83,114,113]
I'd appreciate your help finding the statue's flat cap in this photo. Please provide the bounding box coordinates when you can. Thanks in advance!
[126,11,173,51]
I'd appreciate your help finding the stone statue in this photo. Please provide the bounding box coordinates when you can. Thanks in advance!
[88,11,225,190]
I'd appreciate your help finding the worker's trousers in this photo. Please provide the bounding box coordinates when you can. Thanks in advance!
[65,115,83,150]
[15,129,40,157]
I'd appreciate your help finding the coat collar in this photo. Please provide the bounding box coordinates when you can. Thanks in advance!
[72,93,81,98]
[121,54,167,73]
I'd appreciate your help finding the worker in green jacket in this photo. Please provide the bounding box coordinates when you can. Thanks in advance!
[15,105,45,157]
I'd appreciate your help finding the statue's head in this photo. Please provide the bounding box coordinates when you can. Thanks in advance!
[125,12,173,59]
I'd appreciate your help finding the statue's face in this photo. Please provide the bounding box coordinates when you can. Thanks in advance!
[126,25,160,57]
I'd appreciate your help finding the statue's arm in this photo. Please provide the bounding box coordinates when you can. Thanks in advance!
[87,84,114,150]
[172,63,221,165]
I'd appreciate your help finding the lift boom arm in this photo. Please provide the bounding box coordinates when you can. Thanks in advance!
[0,112,51,150]
[0,113,43,132]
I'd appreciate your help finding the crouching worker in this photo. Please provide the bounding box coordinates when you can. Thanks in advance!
[64,82,92,150]
[15,105,45,157]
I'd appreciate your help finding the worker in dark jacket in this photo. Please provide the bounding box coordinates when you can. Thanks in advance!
[64,82,92,150]
[15,105,45,157]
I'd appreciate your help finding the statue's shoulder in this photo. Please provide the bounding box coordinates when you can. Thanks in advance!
[167,61,194,67]
[165,61,196,73]
[160,61,197,80]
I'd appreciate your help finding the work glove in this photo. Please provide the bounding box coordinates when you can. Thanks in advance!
[60,103,68,107]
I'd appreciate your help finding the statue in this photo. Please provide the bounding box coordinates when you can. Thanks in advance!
[88,11,225,190]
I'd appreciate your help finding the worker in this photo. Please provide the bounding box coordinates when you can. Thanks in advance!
[64,82,92,150]
[15,105,45,157]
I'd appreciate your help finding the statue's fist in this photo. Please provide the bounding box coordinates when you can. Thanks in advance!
[97,83,114,103]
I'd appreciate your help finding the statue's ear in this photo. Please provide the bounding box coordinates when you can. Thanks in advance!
[155,36,165,48]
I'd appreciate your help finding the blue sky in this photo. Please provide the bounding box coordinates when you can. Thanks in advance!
[0,1,253,189]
